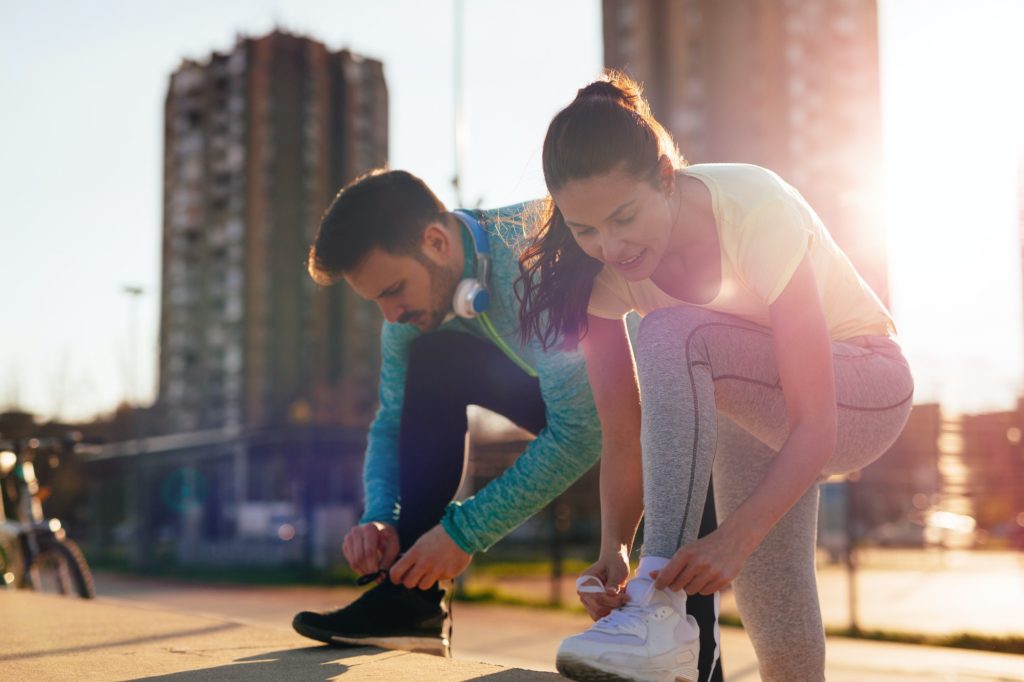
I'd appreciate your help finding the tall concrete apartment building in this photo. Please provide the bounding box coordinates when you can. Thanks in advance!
[603,0,888,300]
[158,31,387,434]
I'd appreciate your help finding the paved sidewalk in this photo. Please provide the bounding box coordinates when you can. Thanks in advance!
[3,590,1023,681]
[0,591,557,681]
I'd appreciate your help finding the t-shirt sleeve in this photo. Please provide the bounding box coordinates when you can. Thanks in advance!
[735,196,814,305]
[587,267,633,319]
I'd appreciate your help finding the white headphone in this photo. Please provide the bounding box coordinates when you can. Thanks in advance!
[451,210,491,319]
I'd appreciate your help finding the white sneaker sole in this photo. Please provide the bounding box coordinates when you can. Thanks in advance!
[556,649,698,682]
[329,635,450,658]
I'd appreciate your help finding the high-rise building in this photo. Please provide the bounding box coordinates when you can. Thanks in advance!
[603,0,888,301]
[1019,152,1024,362]
[158,30,387,434]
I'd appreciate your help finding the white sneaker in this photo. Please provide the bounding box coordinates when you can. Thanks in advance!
[556,562,700,682]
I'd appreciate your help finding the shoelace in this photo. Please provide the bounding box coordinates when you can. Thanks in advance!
[577,575,658,638]
[357,569,388,585]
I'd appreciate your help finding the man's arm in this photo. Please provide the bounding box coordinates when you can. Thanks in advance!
[344,321,420,574]
[359,321,421,525]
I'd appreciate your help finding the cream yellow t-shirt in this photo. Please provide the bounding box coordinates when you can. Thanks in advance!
[587,163,895,340]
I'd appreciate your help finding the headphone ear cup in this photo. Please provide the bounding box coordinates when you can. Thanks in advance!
[453,278,489,318]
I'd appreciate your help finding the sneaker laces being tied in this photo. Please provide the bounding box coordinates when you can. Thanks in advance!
[357,567,456,652]
[577,575,659,639]
[357,569,389,585]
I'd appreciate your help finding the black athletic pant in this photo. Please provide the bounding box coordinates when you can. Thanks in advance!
[397,331,723,682]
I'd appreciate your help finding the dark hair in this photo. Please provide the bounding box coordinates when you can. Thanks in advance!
[308,169,447,285]
[517,72,683,349]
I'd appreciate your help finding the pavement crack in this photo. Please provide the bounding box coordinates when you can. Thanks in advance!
[167,647,212,657]
[166,646,266,657]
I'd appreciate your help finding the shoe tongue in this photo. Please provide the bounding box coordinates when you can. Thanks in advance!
[625,577,655,604]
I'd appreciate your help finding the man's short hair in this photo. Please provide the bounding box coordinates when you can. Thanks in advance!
[308,169,447,285]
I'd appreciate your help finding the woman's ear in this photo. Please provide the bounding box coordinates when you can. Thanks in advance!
[658,154,676,195]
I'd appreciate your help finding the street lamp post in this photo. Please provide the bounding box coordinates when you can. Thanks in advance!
[453,0,465,207]
[121,285,144,407]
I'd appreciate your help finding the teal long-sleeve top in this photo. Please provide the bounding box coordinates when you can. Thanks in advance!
[358,201,602,554]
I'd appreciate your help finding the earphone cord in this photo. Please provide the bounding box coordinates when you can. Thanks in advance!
[478,313,538,378]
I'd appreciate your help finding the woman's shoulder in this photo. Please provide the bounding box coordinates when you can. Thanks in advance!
[686,163,806,215]
[685,163,790,193]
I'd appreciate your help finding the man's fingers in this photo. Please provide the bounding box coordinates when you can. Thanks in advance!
[417,570,438,590]
[344,532,371,574]
[342,533,356,566]
[359,531,380,573]
[389,552,412,584]
[399,560,427,589]
[380,533,400,569]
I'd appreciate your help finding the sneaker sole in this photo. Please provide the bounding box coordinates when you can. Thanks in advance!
[291,615,450,658]
[556,652,697,682]
[330,634,450,658]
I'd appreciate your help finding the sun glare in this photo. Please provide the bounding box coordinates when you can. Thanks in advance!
[880,0,1024,413]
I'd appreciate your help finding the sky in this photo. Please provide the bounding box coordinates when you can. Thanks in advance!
[0,0,1022,422]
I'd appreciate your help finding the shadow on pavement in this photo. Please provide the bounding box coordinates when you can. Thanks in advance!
[132,646,357,681]
[131,645,564,681]
[469,670,563,680]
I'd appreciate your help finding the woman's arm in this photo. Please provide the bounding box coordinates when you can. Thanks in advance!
[581,314,645,556]
[577,313,644,617]
[653,253,837,595]
[724,253,837,550]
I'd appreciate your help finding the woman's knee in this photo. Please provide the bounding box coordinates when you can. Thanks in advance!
[635,306,716,369]
[637,306,709,342]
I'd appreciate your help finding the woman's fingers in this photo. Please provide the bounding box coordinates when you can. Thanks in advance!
[581,590,628,620]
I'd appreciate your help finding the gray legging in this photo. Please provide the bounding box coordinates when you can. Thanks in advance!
[634,305,914,682]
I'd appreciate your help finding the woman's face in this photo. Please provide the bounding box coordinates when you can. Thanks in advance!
[551,164,674,281]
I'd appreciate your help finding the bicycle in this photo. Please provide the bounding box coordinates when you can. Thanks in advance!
[0,434,95,598]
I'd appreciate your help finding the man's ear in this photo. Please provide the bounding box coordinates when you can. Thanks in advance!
[420,221,452,265]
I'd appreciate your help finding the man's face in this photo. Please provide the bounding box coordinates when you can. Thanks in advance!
[344,246,458,332]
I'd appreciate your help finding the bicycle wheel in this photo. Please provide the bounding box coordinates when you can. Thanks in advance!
[28,536,95,599]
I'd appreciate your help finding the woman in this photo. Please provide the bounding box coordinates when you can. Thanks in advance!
[517,72,913,682]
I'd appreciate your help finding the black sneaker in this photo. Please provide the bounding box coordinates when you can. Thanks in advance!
[292,576,452,657]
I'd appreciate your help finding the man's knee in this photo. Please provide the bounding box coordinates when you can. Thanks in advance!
[407,331,473,384]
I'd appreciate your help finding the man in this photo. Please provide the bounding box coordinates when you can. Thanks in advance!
[291,169,722,681]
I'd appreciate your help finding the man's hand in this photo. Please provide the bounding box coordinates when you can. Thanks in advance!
[342,521,400,576]
[389,524,472,589]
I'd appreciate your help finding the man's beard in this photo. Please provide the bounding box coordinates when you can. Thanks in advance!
[402,256,460,331]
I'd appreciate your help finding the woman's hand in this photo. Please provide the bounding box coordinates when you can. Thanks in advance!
[651,526,753,596]
[578,549,632,620]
